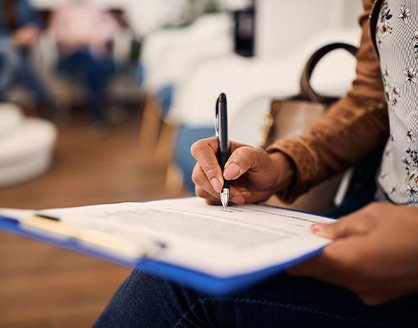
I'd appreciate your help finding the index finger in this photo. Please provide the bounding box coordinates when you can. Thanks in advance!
[190,137,223,193]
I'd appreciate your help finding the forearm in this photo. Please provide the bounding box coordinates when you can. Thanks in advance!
[267,150,297,197]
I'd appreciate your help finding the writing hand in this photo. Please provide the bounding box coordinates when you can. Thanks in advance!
[289,202,418,305]
[190,137,294,205]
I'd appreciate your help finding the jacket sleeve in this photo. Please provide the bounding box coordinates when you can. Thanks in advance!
[266,0,389,202]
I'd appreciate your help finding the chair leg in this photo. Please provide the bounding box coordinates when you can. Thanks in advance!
[154,121,176,162]
[154,123,186,194]
[165,162,185,195]
[138,94,162,153]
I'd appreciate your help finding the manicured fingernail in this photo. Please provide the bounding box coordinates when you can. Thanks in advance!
[211,178,222,193]
[224,163,240,180]
[311,223,326,234]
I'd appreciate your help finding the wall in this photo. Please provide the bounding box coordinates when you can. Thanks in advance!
[31,0,363,49]
[342,0,363,27]
[255,0,363,57]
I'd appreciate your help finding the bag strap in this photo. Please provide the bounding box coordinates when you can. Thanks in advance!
[300,42,358,104]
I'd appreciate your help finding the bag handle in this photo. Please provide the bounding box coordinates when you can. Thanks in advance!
[300,42,358,104]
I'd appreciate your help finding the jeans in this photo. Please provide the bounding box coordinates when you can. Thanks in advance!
[94,269,418,327]
[57,48,115,122]
[0,44,56,118]
[16,51,55,106]
[0,41,18,91]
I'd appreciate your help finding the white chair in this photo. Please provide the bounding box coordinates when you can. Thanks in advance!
[0,103,56,187]
[141,12,233,92]
[138,12,233,154]
[170,28,360,129]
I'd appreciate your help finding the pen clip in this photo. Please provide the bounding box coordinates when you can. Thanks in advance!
[215,98,220,138]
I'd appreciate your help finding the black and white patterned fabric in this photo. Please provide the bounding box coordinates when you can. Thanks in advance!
[376,0,418,204]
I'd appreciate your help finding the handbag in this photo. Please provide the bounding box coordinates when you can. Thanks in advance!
[262,42,358,214]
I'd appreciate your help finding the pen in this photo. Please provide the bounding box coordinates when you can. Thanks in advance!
[215,93,230,210]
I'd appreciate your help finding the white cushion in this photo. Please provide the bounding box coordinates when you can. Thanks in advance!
[0,103,24,138]
[0,118,56,187]
[0,152,52,187]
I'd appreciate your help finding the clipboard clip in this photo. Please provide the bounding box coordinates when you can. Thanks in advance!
[21,214,167,259]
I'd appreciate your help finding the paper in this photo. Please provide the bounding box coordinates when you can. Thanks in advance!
[13,197,331,277]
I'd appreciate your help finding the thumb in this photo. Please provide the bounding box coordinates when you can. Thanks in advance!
[311,213,375,240]
[223,146,266,181]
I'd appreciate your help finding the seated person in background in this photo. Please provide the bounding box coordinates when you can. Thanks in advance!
[0,0,56,119]
[49,0,120,125]
[94,1,418,327]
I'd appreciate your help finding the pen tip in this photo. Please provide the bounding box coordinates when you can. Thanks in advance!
[221,199,227,210]
[220,188,229,210]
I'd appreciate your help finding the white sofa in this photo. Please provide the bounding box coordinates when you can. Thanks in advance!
[0,104,56,187]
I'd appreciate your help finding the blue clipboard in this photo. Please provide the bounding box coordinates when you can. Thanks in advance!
[0,213,325,295]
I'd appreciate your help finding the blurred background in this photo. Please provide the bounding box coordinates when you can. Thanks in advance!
[0,0,362,327]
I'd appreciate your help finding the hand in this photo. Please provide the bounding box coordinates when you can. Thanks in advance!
[190,137,294,205]
[13,26,39,47]
[289,202,418,305]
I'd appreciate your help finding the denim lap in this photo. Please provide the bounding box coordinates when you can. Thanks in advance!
[94,268,418,328]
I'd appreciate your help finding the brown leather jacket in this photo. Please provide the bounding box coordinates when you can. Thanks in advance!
[266,0,388,202]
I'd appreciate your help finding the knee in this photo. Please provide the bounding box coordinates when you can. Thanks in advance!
[95,269,198,327]
[116,268,186,303]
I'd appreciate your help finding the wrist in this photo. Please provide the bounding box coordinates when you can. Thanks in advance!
[269,151,296,192]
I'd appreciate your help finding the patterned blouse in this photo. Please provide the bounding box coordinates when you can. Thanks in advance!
[376,0,418,205]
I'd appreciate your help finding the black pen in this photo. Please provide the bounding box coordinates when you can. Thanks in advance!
[216,93,230,210]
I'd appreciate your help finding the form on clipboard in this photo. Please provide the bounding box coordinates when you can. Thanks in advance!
[0,197,334,295]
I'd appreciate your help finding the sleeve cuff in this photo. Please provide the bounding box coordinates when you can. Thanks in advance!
[266,137,319,202]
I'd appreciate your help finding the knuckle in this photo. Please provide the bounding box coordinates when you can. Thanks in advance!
[191,171,199,185]
[192,163,218,185]
[205,167,219,180]
[233,147,253,167]
[238,147,253,159]
[190,137,217,159]
[192,168,205,186]
[205,199,216,205]
[194,186,205,198]
[190,140,203,158]
[191,163,199,181]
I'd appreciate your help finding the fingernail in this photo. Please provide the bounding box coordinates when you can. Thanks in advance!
[311,223,326,234]
[224,163,240,180]
[210,178,222,193]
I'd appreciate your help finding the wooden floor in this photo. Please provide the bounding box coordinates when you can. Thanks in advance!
[0,109,187,328]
